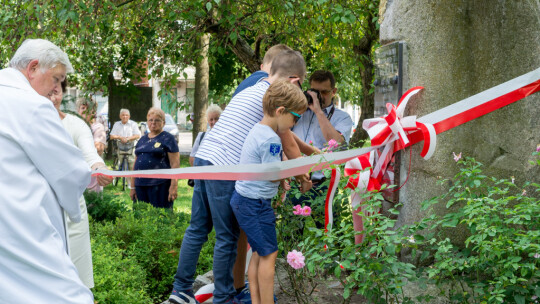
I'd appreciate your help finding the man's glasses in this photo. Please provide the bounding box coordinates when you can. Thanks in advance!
[147,119,163,123]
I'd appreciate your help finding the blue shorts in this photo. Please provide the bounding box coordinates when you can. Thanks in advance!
[230,190,278,257]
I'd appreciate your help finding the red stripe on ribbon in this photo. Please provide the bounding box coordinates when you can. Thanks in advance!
[399,79,540,151]
[324,168,338,233]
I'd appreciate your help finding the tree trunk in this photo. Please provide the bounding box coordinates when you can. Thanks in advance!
[350,13,379,146]
[193,33,210,143]
[204,21,261,73]
[228,37,260,73]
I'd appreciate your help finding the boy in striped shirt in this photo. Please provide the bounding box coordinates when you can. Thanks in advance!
[167,50,314,304]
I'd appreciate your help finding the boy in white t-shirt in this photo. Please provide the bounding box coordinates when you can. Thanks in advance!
[230,79,307,304]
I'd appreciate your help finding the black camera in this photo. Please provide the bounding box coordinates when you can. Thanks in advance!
[304,89,323,107]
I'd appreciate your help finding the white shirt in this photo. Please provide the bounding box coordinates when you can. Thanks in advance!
[0,68,93,303]
[110,119,141,137]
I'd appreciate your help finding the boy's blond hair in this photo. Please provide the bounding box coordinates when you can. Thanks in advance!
[263,79,307,116]
[262,44,292,65]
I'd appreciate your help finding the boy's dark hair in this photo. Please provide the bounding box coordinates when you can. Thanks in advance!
[309,70,336,88]
[269,50,306,80]
[263,79,307,116]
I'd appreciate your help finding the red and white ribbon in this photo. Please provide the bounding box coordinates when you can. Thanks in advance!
[93,68,540,182]
[323,167,341,232]
[343,67,540,244]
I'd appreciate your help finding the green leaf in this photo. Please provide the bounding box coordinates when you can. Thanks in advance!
[229,31,237,44]
[343,287,350,299]
[385,245,396,255]
[514,295,525,304]
[206,2,212,11]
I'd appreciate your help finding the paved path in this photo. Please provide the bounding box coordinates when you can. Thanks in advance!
[178,131,194,156]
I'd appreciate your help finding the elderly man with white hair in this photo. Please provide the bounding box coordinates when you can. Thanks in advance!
[110,108,141,173]
[0,39,94,303]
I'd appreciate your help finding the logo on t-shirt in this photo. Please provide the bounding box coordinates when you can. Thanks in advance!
[269,143,281,156]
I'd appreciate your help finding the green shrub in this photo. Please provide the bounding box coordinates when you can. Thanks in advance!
[84,190,128,222]
[91,238,152,304]
[278,153,540,304]
[421,156,540,304]
[91,203,215,302]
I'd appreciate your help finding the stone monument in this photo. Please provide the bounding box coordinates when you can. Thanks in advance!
[378,0,540,239]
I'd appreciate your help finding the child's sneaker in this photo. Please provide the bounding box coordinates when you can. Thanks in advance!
[168,289,200,304]
[234,283,277,303]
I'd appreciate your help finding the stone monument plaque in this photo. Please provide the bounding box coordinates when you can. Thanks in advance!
[373,42,408,204]
[374,42,408,116]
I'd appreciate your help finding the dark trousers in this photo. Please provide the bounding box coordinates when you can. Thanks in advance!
[135,180,173,209]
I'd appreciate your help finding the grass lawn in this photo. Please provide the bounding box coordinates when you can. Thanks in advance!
[103,155,194,213]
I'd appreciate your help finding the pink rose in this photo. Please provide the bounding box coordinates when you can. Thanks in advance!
[536,144,540,152]
[301,206,311,216]
[287,250,305,269]
[327,139,339,151]
[293,205,311,216]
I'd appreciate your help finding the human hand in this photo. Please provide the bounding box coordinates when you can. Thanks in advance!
[92,163,113,186]
[129,188,137,201]
[97,175,113,187]
[295,173,313,193]
[280,179,291,191]
[168,185,178,202]
[307,91,323,114]
[120,137,128,144]
[299,179,313,193]
[95,142,105,156]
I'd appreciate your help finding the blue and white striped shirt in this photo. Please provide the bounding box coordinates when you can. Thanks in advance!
[196,81,270,165]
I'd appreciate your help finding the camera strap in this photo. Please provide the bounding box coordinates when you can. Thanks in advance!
[325,104,335,121]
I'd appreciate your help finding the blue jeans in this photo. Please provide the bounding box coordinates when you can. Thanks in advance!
[172,158,239,303]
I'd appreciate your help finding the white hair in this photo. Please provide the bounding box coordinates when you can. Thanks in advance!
[120,108,130,115]
[9,39,73,73]
[206,104,222,116]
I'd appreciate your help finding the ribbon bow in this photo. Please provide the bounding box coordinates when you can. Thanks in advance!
[344,86,434,244]
[344,151,380,209]
[361,86,436,181]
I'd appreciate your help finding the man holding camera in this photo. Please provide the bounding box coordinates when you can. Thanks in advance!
[291,70,353,227]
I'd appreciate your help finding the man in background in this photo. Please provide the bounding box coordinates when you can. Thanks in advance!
[291,70,353,227]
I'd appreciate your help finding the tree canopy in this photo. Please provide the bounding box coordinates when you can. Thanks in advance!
[1,0,379,141]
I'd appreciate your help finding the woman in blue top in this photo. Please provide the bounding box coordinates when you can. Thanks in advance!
[129,107,180,208]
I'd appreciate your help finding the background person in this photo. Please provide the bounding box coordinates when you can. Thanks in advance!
[109,108,141,173]
[189,104,222,166]
[0,38,93,303]
[49,79,112,288]
[77,97,107,192]
[291,70,353,228]
[129,107,180,209]
[78,97,107,156]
